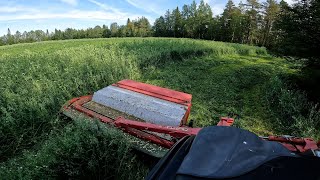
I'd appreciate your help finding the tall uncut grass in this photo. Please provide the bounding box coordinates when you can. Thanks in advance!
[0,38,318,179]
[0,38,267,159]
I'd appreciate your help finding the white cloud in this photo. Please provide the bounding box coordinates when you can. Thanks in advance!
[125,0,142,10]
[86,0,154,22]
[284,0,294,5]
[203,0,244,16]
[211,4,225,15]
[0,0,156,35]
[0,6,38,13]
[60,0,78,6]
[202,0,225,16]
[125,0,165,15]
[0,10,130,21]
[88,0,124,15]
[203,0,213,5]
[0,0,147,22]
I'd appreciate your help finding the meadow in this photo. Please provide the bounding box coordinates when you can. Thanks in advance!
[0,38,319,179]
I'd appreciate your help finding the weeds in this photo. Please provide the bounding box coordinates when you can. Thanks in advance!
[0,119,148,179]
[0,38,316,179]
[266,77,320,139]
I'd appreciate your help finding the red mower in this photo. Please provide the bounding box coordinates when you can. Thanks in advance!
[62,79,320,179]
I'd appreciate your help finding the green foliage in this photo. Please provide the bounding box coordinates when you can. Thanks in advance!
[140,53,283,135]
[274,0,320,61]
[0,42,140,160]
[0,38,316,178]
[0,38,267,160]
[153,0,278,46]
[2,0,319,67]
[265,77,320,139]
[0,119,148,179]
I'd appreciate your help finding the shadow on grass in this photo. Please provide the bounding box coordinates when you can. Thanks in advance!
[289,64,320,103]
[139,54,284,135]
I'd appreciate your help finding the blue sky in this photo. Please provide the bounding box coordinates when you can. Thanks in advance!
[0,0,293,36]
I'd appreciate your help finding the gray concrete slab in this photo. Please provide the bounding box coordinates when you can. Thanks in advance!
[92,86,187,126]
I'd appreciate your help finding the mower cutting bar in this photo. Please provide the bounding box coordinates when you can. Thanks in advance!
[63,95,199,148]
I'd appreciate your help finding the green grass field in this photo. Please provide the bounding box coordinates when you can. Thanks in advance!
[0,38,319,179]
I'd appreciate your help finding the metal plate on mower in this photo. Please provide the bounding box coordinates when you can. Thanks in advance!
[92,86,188,126]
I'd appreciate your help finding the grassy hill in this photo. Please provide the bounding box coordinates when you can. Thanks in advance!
[0,38,318,179]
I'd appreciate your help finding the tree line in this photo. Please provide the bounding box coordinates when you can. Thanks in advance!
[0,16,152,46]
[1,0,319,61]
[153,0,319,60]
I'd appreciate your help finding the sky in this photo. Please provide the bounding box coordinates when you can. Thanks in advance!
[0,0,294,36]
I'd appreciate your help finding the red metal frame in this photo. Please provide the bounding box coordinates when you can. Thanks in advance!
[217,117,234,126]
[63,95,199,148]
[261,136,319,153]
[114,117,201,139]
[66,95,113,124]
[113,79,192,125]
[63,95,319,153]
[113,80,192,104]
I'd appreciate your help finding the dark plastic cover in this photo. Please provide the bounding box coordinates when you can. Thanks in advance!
[177,126,296,179]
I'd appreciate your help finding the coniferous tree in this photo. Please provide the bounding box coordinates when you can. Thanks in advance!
[196,0,213,39]
[189,1,198,38]
[243,0,261,44]
[154,16,166,37]
[172,7,182,37]
[7,28,14,45]
[164,10,173,37]
[275,0,320,61]
[220,0,236,42]
[180,5,190,37]
[261,0,280,47]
